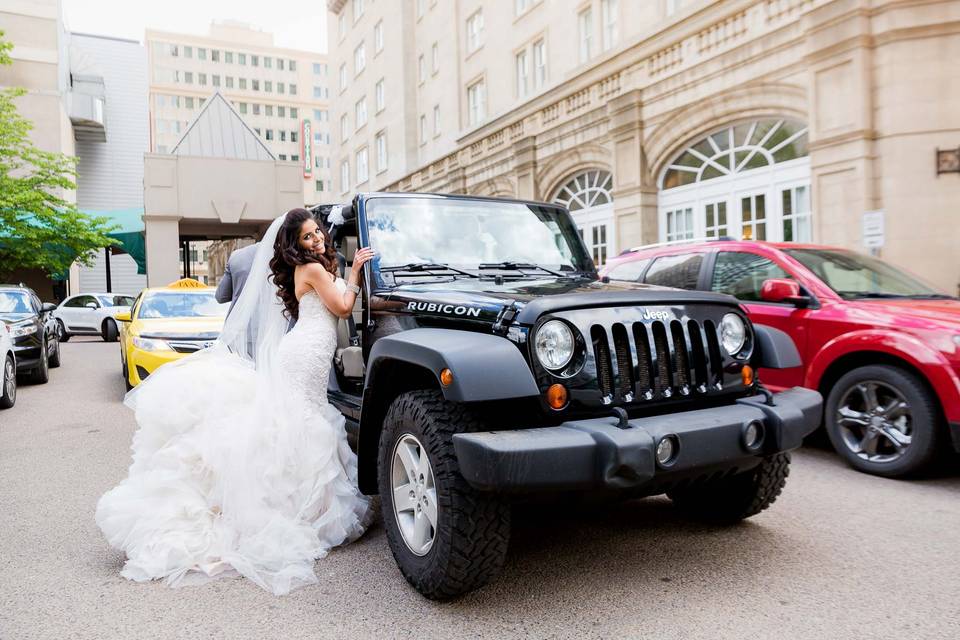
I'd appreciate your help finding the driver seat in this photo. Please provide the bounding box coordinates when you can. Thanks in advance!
[334,235,365,379]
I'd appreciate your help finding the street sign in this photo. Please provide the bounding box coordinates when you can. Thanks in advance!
[301,119,312,178]
[863,210,884,248]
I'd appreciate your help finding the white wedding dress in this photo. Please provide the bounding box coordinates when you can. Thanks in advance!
[96,273,370,596]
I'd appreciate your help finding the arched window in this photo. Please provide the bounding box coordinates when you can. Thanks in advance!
[661,119,808,190]
[552,170,613,211]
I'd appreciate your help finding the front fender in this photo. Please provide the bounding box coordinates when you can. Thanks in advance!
[805,329,960,423]
[365,328,539,402]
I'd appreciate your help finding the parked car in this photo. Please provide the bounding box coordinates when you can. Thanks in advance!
[601,240,960,477]
[53,292,136,342]
[117,279,227,390]
[309,193,820,599]
[1,322,15,408]
[0,284,61,384]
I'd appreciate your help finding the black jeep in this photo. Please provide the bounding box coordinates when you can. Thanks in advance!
[319,193,821,600]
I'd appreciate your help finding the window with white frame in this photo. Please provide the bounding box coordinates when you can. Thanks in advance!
[431,42,439,74]
[353,0,364,21]
[375,78,385,112]
[666,207,694,242]
[419,114,427,145]
[418,54,425,83]
[354,42,366,75]
[601,0,619,51]
[533,39,547,89]
[339,63,347,91]
[781,185,812,242]
[356,147,369,184]
[433,104,440,136]
[704,201,728,238]
[338,12,347,38]
[374,21,384,53]
[516,49,529,99]
[467,10,484,53]
[515,0,531,15]
[340,113,349,141]
[416,0,425,18]
[340,159,350,193]
[579,8,593,63]
[665,0,678,16]
[467,80,486,126]
[355,98,367,129]
[375,131,387,172]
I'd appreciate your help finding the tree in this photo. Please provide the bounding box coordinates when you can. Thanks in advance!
[0,31,118,281]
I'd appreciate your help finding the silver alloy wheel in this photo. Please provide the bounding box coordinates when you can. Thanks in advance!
[836,381,912,463]
[4,357,14,401]
[390,433,438,556]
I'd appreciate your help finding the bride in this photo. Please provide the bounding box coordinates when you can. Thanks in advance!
[96,208,375,595]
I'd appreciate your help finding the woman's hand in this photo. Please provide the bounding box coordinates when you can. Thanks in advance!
[351,247,376,277]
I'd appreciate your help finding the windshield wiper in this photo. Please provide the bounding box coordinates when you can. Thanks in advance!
[837,291,908,299]
[477,261,566,277]
[900,293,958,300]
[380,262,479,278]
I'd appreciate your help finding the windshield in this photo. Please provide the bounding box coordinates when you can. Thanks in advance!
[137,292,228,319]
[97,295,135,307]
[364,197,593,273]
[0,291,32,315]
[786,249,945,299]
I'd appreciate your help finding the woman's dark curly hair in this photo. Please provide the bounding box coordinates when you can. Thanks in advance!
[269,208,339,320]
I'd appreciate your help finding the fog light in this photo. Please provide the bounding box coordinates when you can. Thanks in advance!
[656,435,679,467]
[546,383,568,410]
[741,365,754,387]
[439,368,454,386]
[743,420,764,451]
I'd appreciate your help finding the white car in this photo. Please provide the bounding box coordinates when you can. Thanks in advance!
[1,323,15,409]
[53,293,136,343]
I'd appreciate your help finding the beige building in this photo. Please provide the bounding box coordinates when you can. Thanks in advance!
[146,21,333,206]
[327,0,960,294]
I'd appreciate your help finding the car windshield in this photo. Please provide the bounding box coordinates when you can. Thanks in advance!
[0,291,31,314]
[786,248,946,299]
[137,292,228,319]
[364,197,593,274]
[97,295,135,307]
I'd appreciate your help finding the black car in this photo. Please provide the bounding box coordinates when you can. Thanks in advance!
[316,193,821,600]
[0,285,61,383]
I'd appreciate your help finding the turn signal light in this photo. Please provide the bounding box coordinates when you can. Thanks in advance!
[439,368,454,386]
[741,365,755,387]
[546,383,568,410]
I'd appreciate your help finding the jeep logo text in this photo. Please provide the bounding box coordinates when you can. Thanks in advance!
[642,309,671,322]
[407,301,482,317]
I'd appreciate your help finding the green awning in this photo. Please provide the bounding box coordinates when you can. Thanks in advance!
[85,208,147,275]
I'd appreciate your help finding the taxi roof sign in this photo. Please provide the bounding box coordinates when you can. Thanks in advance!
[166,278,209,289]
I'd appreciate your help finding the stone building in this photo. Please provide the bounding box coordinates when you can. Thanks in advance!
[326,0,960,293]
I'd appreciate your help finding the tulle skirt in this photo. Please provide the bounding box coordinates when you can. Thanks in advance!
[96,346,370,595]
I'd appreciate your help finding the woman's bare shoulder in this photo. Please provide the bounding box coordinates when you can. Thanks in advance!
[299,263,335,283]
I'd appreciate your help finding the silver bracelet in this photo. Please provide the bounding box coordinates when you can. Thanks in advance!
[346,283,361,295]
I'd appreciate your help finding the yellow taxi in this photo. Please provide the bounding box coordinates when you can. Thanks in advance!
[117,278,229,389]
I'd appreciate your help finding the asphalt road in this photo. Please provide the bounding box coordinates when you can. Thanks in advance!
[1,338,958,640]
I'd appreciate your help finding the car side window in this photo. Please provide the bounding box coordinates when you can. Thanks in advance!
[63,296,85,308]
[643,253,704,290]
[605,258,650,282]
[30,294,41,313]
[711,251,791,302]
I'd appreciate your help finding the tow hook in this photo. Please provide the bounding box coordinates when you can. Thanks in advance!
[611,406,630,429]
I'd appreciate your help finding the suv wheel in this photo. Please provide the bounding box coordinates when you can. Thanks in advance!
[668,453,791,524]
[824,365,939,477]
[1,354,15,409]
[56,320,70,342]
[378,390,510,600]
[102,319,119,342]
[49,335,61,368]
[30,340,49,384]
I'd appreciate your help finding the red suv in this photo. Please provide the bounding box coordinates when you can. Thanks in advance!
[601,241,960,477]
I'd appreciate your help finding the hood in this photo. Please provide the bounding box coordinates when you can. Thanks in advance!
[134,316,225,338]
[0,313,33,324]
[847,298,960,331]
[379,276,740,324]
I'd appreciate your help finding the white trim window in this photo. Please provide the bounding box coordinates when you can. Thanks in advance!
[578,8,593,63]
[340,113,349,142]
[418,54,425,84]
[340,159,350,194]
[533,39,547,89]
[419,114,427,145]
[353,0,364,21]
[431,42,439,74]
[433,104,440,136]
[467,80,486,127]
[467,10,484,53]
[375,78,385,112]
[515,0,531,15]
[375,131,387,173]
[601,0,619,51]
[704,201,728,238]
[356,147,369,185]
[666,0,678,17]
[374,21,384,53]
[516,49,529,99]
[354,42,366,75]
[338,12,347,38]
[666,207,694,242]
[355,97,367,129]
[339,63,347,92]
[781,184,812,242]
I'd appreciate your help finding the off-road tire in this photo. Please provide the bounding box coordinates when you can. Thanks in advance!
[668,453,791,524]
[377,390,510,600]
[102,319,119,342]
[0,354,15,409]
[29,340,49,384]
[48,335,61,368]
[56,320,70,342]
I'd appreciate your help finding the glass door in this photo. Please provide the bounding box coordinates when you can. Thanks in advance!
[739,192,767,241]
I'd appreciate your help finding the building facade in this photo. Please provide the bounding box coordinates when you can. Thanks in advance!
[326,0,960,294]
[146,21,333,206]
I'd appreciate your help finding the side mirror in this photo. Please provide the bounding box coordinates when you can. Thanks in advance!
[115,311,131,322]
[760,278,810,308]
[40,302,57,313]
[85,302,98,309]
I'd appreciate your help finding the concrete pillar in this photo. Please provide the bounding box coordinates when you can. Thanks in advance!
[144,215,181,287]
[607,90,658,251]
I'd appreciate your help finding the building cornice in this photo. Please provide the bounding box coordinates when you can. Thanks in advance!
[327,0,347,14]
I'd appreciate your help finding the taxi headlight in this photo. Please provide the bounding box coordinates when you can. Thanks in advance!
[132,337,172,352]
[535,320,575,370]
[719,313,746,356]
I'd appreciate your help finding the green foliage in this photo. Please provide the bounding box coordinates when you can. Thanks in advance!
[0,30,118,280]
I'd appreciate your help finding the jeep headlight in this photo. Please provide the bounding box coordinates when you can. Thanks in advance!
[8,322,37,338]
[535,320,574,370]
[719,313,746,356]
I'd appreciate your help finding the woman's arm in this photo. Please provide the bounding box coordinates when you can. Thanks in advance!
[301,248,375,319]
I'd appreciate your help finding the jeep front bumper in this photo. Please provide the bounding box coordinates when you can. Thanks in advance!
[452,387,822,492]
